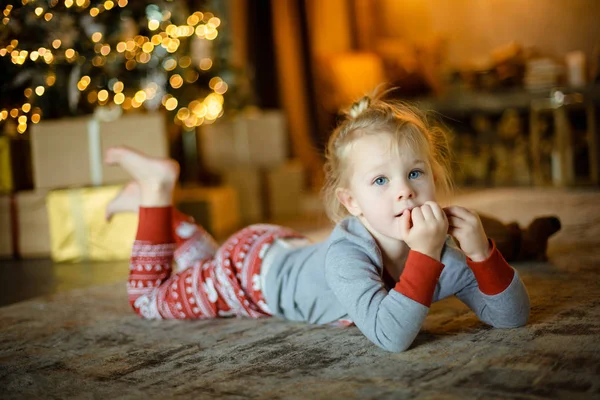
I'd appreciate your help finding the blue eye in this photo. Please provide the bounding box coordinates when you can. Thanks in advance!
[373,176,388,186]
[408,170,423,179]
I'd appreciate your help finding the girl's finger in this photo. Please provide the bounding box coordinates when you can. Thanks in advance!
[398,209,411,239]
[426,201,446,221]
[444,206,477,224]
[420,204,435,221]
[411,207,425,225]
[447,215,465,229]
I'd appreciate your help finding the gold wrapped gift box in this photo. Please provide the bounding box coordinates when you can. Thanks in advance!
[47,186,138,262]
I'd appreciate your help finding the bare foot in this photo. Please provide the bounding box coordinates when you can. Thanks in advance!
[104,146,179,207]
[106,181,140,222]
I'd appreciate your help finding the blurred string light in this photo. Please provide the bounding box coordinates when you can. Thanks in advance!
[0,2,223,131]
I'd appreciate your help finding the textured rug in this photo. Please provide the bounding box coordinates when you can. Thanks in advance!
[1,188,599,399]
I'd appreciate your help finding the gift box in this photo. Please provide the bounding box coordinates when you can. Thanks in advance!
[46,185,138,262]
[174,185,240,240]
[15,191,52,258]
[222,160,307,223]
[198,110,288,172]
[30,112,168,189]
[0,195,13,258]
[222,168,266,224]
[0,136,33,194]
[266,160,306,219]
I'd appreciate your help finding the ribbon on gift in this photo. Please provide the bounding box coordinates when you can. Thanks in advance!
[87,105,123,186]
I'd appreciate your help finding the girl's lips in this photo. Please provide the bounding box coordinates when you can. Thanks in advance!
[395,207,415,217]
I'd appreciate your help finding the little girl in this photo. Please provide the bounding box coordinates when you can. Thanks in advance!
[106,93,531,353]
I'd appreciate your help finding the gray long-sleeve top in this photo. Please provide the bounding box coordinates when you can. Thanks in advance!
[263,216,531,352]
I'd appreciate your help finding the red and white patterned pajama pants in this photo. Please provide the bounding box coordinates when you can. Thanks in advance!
[127,207,305,320]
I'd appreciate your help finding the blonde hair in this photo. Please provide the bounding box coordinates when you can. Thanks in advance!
[322,88,454,223]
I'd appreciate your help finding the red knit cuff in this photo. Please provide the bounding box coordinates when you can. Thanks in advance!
[136,207,174,244]
[467,239,515,295]
[394,251,445,307]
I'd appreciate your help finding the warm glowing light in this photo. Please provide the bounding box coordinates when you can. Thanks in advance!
[125,60,136,70]
[116,42,126,52]
[142,42,154,53]
[214,81,228,94]
[35,7,43,16]
[10,109,18,118]
[77,76,91,91]
[65,0,74,7]
[163,58,177,71]
[148,19,160,31]
[137,53,150,63]
[35,86,45,96]
[18,115,27,124]
[87,90,97,103]
[76,0,86,6]
[117,0,128,7]
[209,17,221,27]
[24,88,32,97]
[179,56,191,68]
[17,124,27,134]
[169,74,183,89]
[65,48,75,58]
[151,34,162,45]
[209,77,222,89]
[122,97,132,110]
[31,113,41,123]
[90,7,99,17]
[206,30,218,40]
[0,110,7,120]
[113,93,125,104]
[166,39,180,53]
[46,74,56,86]
[92,56,104,66]
[30,51,39,61]
[199,58,213,70]
[52,39,61,49]
[125,41,136,52]
[192,102,207,117]
[134,90,147,103]
[165,97,178,111]
[184,70,199,83]
[176,107,190,120]
[100,45,110,56]
[44,13,53,21]
[98,89,109,102]
[104,1,114,10]
[187,15,200,26]
[91,32,102,43]
[113,81,124,93]
[131,98,142,108]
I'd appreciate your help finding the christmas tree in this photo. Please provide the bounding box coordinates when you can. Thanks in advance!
[0,0,242,136]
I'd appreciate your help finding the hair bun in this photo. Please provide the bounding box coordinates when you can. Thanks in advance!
[348,96,371,119]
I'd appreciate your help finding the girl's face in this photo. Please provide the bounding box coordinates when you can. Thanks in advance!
[337,132,437,241]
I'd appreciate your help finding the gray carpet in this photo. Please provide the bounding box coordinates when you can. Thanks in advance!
[1,188,599,399]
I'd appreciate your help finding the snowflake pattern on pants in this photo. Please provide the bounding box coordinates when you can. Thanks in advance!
[128,220,305,320]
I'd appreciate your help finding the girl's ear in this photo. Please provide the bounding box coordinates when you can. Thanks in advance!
[336,187,362,216]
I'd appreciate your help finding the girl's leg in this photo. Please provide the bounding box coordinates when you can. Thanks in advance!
[105,146,226,319]
[106,180,220,270]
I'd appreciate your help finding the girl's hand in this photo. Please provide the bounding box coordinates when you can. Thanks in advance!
[443,206,491,262]
[398,201,448,261]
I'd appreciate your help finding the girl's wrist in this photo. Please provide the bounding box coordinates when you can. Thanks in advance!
[466,241,492,262]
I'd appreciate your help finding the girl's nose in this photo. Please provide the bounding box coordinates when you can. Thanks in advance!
[397,181,415,200]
